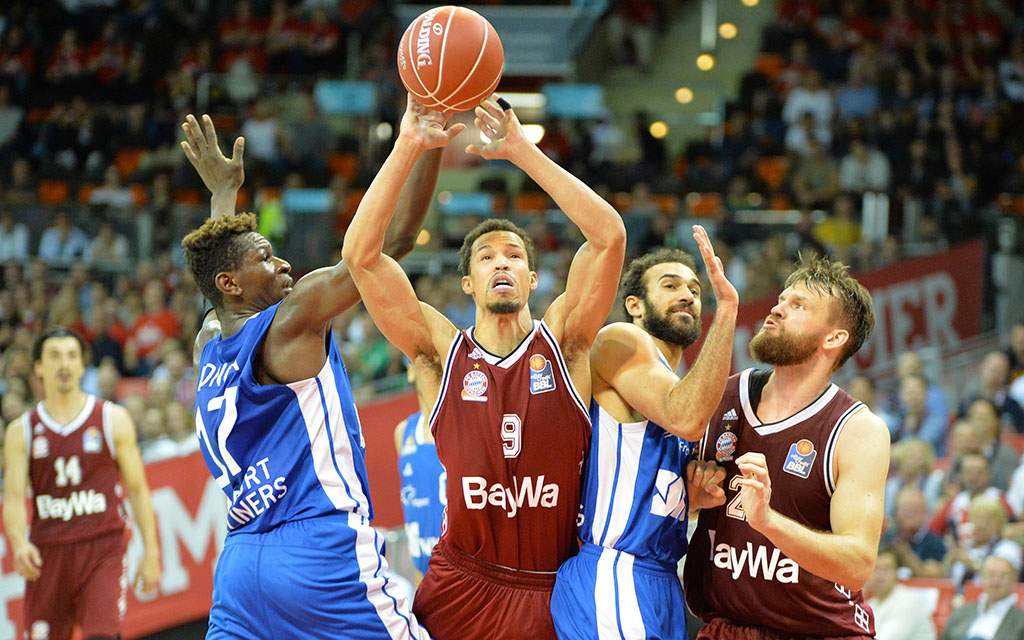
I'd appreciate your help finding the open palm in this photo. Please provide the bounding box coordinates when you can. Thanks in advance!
[399,95,465,150]
[181,114,244,194]
[466,98,527,160]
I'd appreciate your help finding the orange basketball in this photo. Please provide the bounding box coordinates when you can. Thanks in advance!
[397,6,504,114]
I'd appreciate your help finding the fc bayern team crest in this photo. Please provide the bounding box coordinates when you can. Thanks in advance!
[528,354,555,394]
[715,431,737,462]
[461,370,489,402]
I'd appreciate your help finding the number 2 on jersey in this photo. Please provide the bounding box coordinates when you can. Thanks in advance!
[726,474,746,521]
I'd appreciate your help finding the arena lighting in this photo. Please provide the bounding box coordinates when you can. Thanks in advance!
[416,229,431,245]
[521,124,546,144]
[649,121,669,138]
[719,22,738,38]
[742,0,759,6]
[498,92,547,110]
[675,87,694,104]
[375,122,393,140]
[437,190,453,205]
[697,54,715,70]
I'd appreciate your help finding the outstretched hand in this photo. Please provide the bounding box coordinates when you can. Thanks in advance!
[692,225,739,308]
[466,96,528,160]
[181,114,244,195]
[399,95,466,150]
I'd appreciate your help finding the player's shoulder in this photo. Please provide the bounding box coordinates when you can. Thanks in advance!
[594,321,653,352]
[837,405,890,451]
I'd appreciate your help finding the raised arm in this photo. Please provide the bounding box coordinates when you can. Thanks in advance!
[341,97,464,362]
[735,409,891,589]
[110,404,161,593]
[3,415,41,582]
[593,226,737,440]
[180,114,244,220]
[468,98,626,345]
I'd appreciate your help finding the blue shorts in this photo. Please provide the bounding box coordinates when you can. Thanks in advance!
[207,515,432,640]
[551,543,687,640]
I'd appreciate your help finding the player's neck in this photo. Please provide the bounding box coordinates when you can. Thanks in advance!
[472,307,533,357]
[217,307,257,338]
[650,334,684,371]
[42,388,89,424]
[759,362,833,419]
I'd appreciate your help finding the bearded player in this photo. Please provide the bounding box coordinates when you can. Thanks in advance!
[683,255,889,639]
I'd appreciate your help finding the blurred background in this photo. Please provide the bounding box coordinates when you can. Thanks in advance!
[1,0,1024,637]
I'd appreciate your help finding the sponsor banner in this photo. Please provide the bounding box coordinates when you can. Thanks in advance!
[0,390,419,639]
[702,240,986,373]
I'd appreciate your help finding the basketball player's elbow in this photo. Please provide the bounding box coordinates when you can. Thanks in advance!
[839,545,876,591]
[382,229,417,261]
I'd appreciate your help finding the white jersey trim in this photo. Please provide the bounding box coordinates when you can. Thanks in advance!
[537,320,590,421]
[37,395,96,437]
[738,369,841,435]
[466,320,538,369]
[349,511,433,640]
[427,331,463,433]
[20,413,30,463]
[102,400,117,461]
[824,403,865,496]
[287,358,368,517]
[591,403,648,547]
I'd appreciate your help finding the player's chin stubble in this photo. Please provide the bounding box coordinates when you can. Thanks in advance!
[749,327,818,366]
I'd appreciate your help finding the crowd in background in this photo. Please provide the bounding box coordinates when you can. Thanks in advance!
[2,0,1024,633]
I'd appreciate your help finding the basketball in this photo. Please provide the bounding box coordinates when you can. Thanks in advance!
[397,6,504,113]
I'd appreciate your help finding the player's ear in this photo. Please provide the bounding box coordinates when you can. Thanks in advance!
[462,274,473,296]
[529,270,538,291]
[624,295,644,320]
[823,328,849,352]
[215,271,242,299]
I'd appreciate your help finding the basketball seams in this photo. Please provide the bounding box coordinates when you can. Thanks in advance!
[432,7,459,110]
[438,12,492,109]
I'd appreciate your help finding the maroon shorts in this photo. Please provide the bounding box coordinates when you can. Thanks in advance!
[412,539,558,640]
[697,618,874,640]
[25,531,127,640]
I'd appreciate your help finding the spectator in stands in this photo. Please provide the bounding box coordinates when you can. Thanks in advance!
[0,209,29,262]
[961,352,1024,431]
[894,351,951,426]
[782,70,834,129]
[836,67,880,121]
[932,454,1014,540]
[891,373,950,455]
[605,0,658,72]
[784,111,831,157]
[940,551,1024,639]
[37,211,88,264]
[1,390,25,427]
[282,95,334,179]
[301,6,341,74]
[240,98,283,175]
[945,493,1021,589]
[998,36,1024,103]
[89,165,135,213]
[2,158,36,207]
[95,358,120,403]
[883,486,946,579]
[839,139,892,194]
[1006,323,1024,382]
[0,85,24,156]
[849,374,897,429]
[865,545,936,640]
[791,139,840,208]
[812,194,862,257]
[885,438,941,516]
[125,280,180,376]
[85,220,130,267]
[967,399,1020,492]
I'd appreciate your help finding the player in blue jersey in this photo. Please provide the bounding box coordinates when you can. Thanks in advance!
[178,103,463,639]
[394,365,446,585]
[550,237,737,639]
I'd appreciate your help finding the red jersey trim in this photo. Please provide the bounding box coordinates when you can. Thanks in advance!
[823,403,864,496]
[536,321,589,421]
[36,395,97,436]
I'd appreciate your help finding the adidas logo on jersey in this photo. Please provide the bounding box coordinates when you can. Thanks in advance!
[722,409,738,421]
[462,475,559,518]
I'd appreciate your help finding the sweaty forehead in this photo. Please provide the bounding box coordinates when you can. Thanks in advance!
[473,231,525,254]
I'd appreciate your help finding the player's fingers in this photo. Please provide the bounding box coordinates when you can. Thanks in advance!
[443,123,467,141]
[474,106,502,131]
[202,114,219,151]
[186,114,207,149]
[465,144,482,156]
[231,137,245,163]
[180,141,199,166]
[181,121,200,154]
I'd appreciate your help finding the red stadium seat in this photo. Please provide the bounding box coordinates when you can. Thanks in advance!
[114,148,146,180]
[685,192,722,218]
[38,179,70,205]
[173,188,203,205]
[514,192,550,213]
[652,194,680,216]
[78,182,99,205]
[130,184,148,208]
[899,577,956,632]
[328,152,360,182]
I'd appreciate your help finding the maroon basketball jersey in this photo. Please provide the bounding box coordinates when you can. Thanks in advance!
[428,320,590,572]
[24,395,126,545]
[684,369,875,637]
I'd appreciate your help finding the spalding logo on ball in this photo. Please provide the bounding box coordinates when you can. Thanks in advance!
[398,6,504,113]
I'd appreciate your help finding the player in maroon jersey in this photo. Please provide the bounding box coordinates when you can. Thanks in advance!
[342,96,626,639]
[684,255,890,639]
[3,327,160,640]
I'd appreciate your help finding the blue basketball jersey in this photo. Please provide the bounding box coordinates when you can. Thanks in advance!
[195,302,372,537]
[576,353,697,565]
[397,411,446,575]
